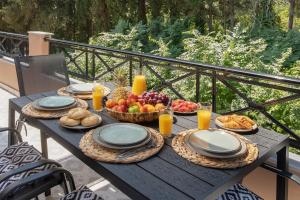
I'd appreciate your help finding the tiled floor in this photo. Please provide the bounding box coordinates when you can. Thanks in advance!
[0,87,130,200]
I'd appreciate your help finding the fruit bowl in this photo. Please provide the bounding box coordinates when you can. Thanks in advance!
[106,108,163,123]
[105,91,169,123]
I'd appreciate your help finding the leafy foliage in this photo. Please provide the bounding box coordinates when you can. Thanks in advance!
[84,20,300,152]
[1,0,300,152]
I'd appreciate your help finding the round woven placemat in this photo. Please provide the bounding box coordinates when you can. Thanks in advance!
[79,128,164,163]
[22,99,88,119]
[172,129,259,169]
[57,86,110,100]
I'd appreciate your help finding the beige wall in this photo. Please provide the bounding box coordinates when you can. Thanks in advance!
[0,58,19,91]
[243,167,300,200]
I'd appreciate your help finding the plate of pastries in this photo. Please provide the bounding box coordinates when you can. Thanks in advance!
[59,108,102,130]
[215,114,257,132]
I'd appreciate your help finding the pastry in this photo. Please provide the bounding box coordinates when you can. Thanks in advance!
[234,115,255,129]
[217,114,237,123]
[81,114,101,127]
[223,121,241,129]
[59,116,80,127]
[68,108,90,120]
[217,114,255,130]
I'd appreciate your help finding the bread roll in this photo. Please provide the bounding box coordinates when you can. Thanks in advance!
[81,115,101,127]
[60,116,80,127]
[68,108,90,120]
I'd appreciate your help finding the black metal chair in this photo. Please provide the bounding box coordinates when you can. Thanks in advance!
[0,127,76,200]
[13,54,70,158]
[216,163,300,200]
[60,185,103,200]
[14,54,70,96]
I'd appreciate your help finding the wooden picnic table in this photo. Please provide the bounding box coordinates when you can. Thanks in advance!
[8,85,289,200]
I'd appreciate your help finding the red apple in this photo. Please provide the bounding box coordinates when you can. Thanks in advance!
[118,99,127,106]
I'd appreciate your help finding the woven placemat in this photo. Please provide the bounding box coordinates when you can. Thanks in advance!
[172,129,259,169]
[79,128,164,163]
[22,99,89,119]
[57,86,111,100]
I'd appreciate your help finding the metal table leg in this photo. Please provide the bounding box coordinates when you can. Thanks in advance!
[8,103,16,145]
[40,131,49,159]
[276,146,289,200]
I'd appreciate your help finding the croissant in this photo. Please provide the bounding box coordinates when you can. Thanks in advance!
[217,114,237,123]
[223,121,241,129]
[233,116,255,129]
[218,114,255,129]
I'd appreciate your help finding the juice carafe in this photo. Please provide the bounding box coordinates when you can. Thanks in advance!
[92,83,104,112]
[132,75,147,95]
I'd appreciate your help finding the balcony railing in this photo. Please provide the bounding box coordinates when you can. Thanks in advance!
[0,31,28,57]
[0,31,300,150]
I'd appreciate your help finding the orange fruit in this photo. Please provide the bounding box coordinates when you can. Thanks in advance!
[155,103,165,111]
[145,104,155,112]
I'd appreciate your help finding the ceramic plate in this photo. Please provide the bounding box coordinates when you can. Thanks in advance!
[172,104,200,115]
[92,124,151,150]
[66,85,111,96]
[93,133,152,150]
[188,129,241,154]
[70,83,94,93]
[32,100,77,111]
[60,115,102,130]
[94,123,149,146]
[185,133,247,159]
[215,118,258,133]
[37,96,75,108]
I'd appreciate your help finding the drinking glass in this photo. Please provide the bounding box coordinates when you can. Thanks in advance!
[92,82,104,112]
[197,103,212,130]
[159,109,173,138]
[132,69,147,95]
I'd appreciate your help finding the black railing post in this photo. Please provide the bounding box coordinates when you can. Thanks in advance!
[85,52,89,80]
[92,51,96,80]
[196,69,200,102]
[212,71,217,113]
[129,57,133,86]
[139,57,143,74]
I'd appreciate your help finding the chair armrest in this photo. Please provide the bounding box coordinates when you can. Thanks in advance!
[0,127,20,136]
[0,159,62,183]
[0,167,76,200]
[262,163,300,185]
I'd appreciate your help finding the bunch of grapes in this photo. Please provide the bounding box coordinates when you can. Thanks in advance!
[138,91,169,106]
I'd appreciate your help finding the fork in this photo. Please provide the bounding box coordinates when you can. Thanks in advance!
[116,139,158,159]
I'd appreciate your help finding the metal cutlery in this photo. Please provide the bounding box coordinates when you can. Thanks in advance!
[116,139,159,159]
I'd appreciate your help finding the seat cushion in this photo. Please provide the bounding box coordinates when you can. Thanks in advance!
[0,142,56,192]
[61,185,103,200]
[217,184,263,200]
[0,142,42,168]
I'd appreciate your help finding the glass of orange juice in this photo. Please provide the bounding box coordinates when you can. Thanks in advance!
[159,109,173,138]
[92,82,104,112]
[132,71,147,95]
[197,103,212,130]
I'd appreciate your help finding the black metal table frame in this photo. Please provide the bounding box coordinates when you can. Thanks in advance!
[8,96,289,200]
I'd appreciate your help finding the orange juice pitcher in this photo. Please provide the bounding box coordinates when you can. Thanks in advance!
[132,74,147,95]
[92,83,104,112]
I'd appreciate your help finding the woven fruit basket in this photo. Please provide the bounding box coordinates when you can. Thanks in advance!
[106,108,162,123]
